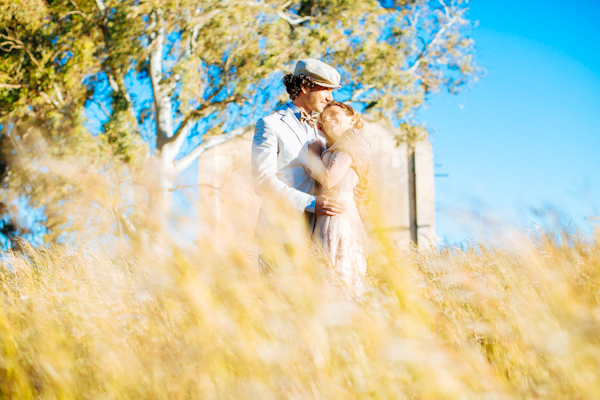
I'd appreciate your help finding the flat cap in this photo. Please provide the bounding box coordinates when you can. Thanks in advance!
[294,58,341,89]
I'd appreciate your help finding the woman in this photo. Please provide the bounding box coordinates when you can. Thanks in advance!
[307,101,371,295]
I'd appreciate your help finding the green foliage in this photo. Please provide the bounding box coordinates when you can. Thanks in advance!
[397,122,428,146]
[100,90,147,165]
[0,0,146,243]
[0,0,478,244]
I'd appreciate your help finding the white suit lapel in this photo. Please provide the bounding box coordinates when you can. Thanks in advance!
[280,106,306,146]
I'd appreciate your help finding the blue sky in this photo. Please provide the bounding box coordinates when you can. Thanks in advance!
[420,0,600,244]
[7,0,597,249]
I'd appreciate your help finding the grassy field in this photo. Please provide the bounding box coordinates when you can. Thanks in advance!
[1,223,599,399]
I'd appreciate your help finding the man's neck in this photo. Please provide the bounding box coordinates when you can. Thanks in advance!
[292,98,312,114]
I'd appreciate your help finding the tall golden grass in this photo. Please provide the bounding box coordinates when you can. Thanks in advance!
[1,215,599,399]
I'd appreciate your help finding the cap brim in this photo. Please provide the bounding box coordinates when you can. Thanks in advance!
[314,81,342,89]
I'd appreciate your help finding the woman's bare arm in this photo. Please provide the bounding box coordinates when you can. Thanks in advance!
[307,143,353,190]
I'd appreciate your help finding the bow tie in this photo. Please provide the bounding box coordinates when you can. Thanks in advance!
[300,110,318,128]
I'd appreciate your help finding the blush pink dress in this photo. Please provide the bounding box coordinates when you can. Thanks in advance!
[308,128,371,295]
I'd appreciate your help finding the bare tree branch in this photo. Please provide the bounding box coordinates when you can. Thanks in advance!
[24,48,44,72]
[92,0,141,136]
[189,9,220,30]
[0,33,23,49]
[39,91,61,107]
[106,73,119,91]
[113,208,137,238]
[173,126,249,173]
[108,72,141,135]
[166,94,242,153]
[148,11,174,149]
[276,11,314,25]
[350,86,375,102]
[0,40,23,52]
[94,0,106,12]
[62,10,90,20]
[0,84,23,89]
[53,83,64,104]
[438,0,451,17]
[179,9,218,63]
[68,0,84,12]
[0,33,42,72]
[7,125,42,196]
[87,98,111,119]
[169,182,224,192]
[408,14,457,73]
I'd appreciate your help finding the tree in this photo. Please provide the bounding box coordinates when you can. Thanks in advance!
[0,0,477,245]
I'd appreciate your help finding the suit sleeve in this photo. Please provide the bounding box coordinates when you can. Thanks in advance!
[252,118,316,213]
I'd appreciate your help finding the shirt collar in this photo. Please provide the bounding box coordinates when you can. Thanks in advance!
[288,103,321,130]
[287,102,319,117]
[287,102,303,121]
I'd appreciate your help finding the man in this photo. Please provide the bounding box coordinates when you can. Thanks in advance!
[251,58,345,243]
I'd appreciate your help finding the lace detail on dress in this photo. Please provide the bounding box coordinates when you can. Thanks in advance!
[310,127,372,296]
[324,128,372,201]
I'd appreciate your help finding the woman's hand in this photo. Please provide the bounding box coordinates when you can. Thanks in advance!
[354,184,371,204]
[308,140,324,158]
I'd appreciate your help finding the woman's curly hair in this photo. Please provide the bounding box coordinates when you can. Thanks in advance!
[322,101,364,130]
[282,73,316,100]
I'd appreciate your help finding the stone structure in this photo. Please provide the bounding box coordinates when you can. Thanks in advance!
[197,120,435,248]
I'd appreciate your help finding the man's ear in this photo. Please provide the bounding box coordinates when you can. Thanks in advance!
[300,85,310,95]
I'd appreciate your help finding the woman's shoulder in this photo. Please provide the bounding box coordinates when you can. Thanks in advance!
[343,128,370,148]
[326,128,369,155]
[344,127,363,137]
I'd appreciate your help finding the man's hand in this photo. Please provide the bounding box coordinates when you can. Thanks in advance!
[308,140,324,158]
[315,194,345,216]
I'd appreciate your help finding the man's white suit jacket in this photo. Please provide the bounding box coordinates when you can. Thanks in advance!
[251,104,325,241]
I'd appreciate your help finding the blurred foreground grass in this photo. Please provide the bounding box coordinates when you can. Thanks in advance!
[1,226,599,399]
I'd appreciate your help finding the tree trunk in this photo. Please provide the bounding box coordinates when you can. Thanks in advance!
[147,16,177,230]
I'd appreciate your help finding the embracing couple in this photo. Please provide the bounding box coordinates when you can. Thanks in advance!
[251,59,371,295]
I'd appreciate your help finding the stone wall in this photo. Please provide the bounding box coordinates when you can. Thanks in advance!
[197,120,435,248]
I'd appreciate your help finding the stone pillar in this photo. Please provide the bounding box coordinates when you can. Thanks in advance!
[364,120,411,247]
[415,139,436,245]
